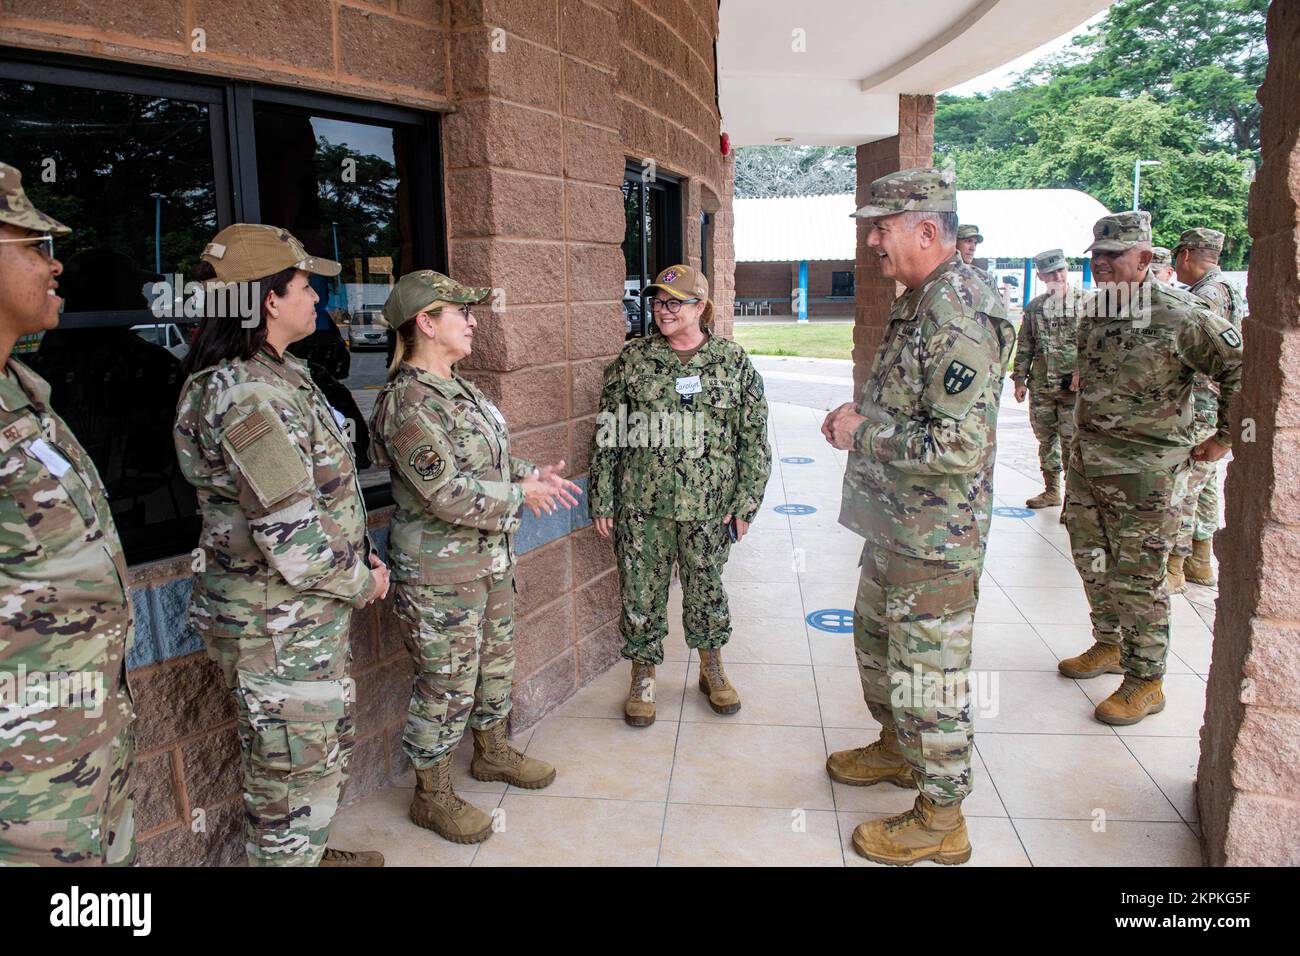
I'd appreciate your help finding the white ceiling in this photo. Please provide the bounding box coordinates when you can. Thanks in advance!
[719,0,1115,146]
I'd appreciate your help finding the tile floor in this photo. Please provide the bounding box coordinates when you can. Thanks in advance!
[333,382,1217,867]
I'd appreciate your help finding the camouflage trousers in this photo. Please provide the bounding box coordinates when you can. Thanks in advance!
[204,616,355,868]
[393,573,515,769]
[1064,464,1190,678]
[1028,387,1076,475]
[0,726,136,866]
[853,545,977,807]
[614,513,733,665]
[1172,459,1221,556]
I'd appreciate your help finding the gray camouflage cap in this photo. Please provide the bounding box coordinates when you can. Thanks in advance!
[1034,248,1067,274]
[384,269,490,328]
[852,167,957,220]
[957,224,983,242]
[0,161,70,236]
[1151,246,1173,265]
[1173,227,1225,254]
[1086,210,1152,253]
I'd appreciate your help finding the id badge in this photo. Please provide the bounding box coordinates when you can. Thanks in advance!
[485,401,507,427]
[676,375,701,404]
[29,437,71,478]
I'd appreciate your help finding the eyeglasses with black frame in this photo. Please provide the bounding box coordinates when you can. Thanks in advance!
[648,296,699,314]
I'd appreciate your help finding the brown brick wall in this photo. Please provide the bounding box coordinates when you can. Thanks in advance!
[852,94,934,395]
[1196,0,1300,866]
[735,260,856,317]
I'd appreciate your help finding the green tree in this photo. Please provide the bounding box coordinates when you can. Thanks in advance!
[734,145,855,198]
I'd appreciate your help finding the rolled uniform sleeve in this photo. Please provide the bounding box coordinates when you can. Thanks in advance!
[855,317,997,475]
[1011,310,1035,386]
[1177,309,1244,448]
[588,353,626,519]
[509,455,537,481]
[389,409,524,532]
[730,354,771,523]
[218,396,376,608]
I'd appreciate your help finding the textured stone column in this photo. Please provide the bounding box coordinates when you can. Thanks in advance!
[851,94,935,395]
[1195,0,1300,866]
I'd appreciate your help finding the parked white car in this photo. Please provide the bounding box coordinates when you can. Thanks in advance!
[348,309,389,350]
[131,322,190,361]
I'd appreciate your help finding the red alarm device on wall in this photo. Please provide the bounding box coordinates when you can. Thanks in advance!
[720,132,730,156]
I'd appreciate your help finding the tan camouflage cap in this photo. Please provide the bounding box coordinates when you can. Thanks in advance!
[642,264,714,327]
[957,224,983,242]
[851,167,957,220]
[383,269,490,328]
[1086,210,1152,253]
[1151,246,1173,265]
[1173,227,1225,254]
[0,161,70,236]
[201,223,340,282]
[1034,248,1067,274]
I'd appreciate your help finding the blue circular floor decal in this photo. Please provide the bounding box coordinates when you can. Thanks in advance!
[993,506,1035,519]
[776,503,817,515]
[807,609,854,633]
[781,456,814,464]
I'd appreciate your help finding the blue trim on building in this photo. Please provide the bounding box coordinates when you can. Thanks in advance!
[126,475,593,670]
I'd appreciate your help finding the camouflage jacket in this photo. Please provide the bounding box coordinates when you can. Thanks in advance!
[1011,286,1084,392]
[839,254,1014,563]
[1072,278,1244,477]
[370,364,533,586]
[588,332,771,522]
[1187,267,1246,439]
[1,359,134,771]
[174,347,378,674]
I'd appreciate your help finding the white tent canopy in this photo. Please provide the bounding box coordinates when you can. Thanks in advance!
[734,189,1114,262]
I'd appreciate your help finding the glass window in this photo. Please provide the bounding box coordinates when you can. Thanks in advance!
[831,270,854,297]
[622,163,682,338]
[0,54,444,562]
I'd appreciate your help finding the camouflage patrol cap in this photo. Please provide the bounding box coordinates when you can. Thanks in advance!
[1173,227,1225,254]
[383,269,490,328]
[643,263,715,328]
[1086,210,1152,253]
[957,224,983,242]
[1151,247,1173,265]
[0,161,70,236]
[201,223,340,282]
[1034,248,1067,274]
[851,167,957,220]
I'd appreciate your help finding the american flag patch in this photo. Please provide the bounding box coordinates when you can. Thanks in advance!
[225,408,274,452]
[390,416,430,463]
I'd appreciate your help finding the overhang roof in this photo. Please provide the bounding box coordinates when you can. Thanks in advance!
[719,0,1115,146]
[734,190,1114,261]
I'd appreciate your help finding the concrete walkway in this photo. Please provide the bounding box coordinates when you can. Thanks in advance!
[333,364,1218,866]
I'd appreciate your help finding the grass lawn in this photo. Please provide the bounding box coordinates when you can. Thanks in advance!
[733,322,854,360]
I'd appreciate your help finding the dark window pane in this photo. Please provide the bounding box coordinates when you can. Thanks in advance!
[831,270,854,297]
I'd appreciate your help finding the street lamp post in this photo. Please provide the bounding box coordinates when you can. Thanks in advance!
[1133,159,1161,211]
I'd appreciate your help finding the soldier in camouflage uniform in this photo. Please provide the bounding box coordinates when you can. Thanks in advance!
[369,270,574,845]
[1150,247,1176,285]
[1168,228,1245,589]
[956,224,983,266]
[0,161,136,866]
[1060,213,1242,725]
[1011,248,1081,513]
[589,264,771,726]
[174,224,389,867]
[825,168,1013,866]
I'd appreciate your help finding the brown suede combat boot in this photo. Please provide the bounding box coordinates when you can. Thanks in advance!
[470,721,556,789]
[826,724,914,788]
[698,647,741,714]
[1166,553,1187,594]
[852,794,972,866]
[1057,641,1124,679]
[1026,470,1061,508]
[319,847,385,867]
[1185,537,1216,586]
[625,662,656,727]
[410,755,494,844]
[1094,674,1165,726]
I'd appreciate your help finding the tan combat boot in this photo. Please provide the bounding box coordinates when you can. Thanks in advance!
[1095,674,1165,726]
[320,847,385,867]
[1026,470,1061,508]
[470,721,556,789]
[1057,641,1124,679]
[698,647,741,715]
[852,794,972,866]
[625,662,656,727]
[1185,537,1216,586]
[410,755,494,844]
[825,724,914,788]
[1166,553,1187,594]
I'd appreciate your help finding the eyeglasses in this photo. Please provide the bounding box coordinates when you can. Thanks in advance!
[0,235,55,261]
[423,305,474,321]
[649,297,699,314]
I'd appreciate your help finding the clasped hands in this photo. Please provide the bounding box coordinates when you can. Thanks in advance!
[822,402,868,451]
[523,459,584,517]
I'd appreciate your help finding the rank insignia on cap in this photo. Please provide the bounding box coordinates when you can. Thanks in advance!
[662,269,678,283]
[943,360,977,395]
[410,444,445,481]
[1220,328,1242,349]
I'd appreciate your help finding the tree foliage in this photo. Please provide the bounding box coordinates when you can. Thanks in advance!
[734,145,855,198]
